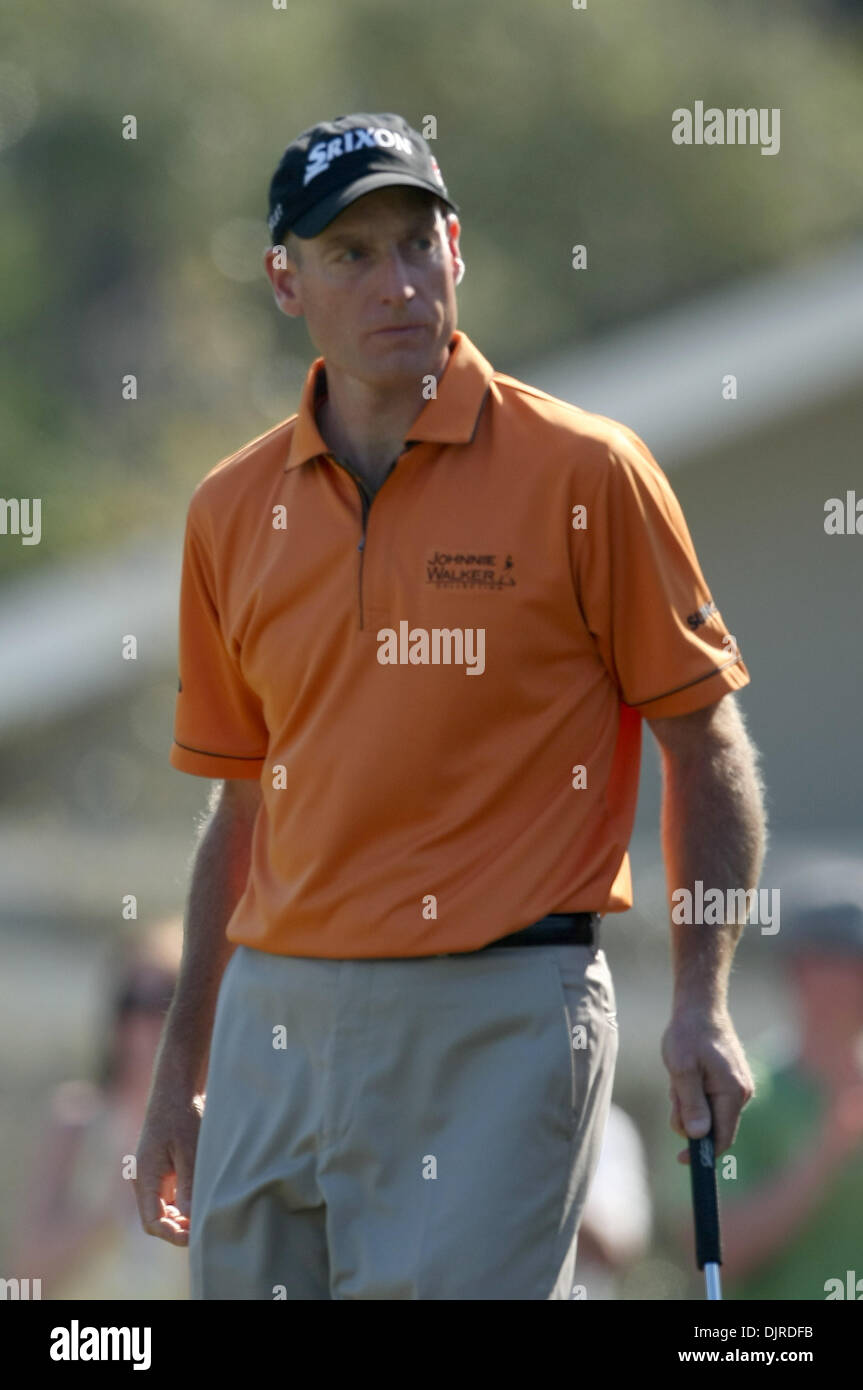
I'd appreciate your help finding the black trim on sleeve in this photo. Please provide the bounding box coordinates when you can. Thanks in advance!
[172,740,267,760]
[628,654,744,709]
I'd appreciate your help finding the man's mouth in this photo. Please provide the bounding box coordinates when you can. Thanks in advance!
[372,324,426,335]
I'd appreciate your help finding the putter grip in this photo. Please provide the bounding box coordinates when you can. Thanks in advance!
[689,1129,722,1268]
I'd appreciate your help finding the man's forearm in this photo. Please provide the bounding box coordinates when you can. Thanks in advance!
[660,721,767,1015]
[151,789,257,1095]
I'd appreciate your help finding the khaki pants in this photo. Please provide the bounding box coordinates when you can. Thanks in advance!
[189,940,618,1299]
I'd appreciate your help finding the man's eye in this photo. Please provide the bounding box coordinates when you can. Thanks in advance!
[340,247,364,261]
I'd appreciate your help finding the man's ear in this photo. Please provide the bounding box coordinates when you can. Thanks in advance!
[264,245,305,319]
[445,214,463,284]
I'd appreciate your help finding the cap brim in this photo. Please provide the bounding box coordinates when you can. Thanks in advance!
[291,173,459,238]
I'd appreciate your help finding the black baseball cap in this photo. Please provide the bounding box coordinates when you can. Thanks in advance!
[267,112,459,245]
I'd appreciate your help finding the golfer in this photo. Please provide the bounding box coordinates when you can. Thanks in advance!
[134,112,766,1299]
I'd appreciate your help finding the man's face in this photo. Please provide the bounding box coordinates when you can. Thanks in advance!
[265,186,461,387]
[790,953,863,1020]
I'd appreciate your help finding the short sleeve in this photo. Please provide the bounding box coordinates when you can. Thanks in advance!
[573,426,750,718]
[169,500,269,779]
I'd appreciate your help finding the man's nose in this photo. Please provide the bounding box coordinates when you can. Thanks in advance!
[376,250,417,301]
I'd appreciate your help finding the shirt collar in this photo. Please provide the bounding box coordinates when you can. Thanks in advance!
[283,329,496,471]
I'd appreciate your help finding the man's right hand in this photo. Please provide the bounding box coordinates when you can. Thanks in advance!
[132,1090,205,1245]
[132,776,260,1246]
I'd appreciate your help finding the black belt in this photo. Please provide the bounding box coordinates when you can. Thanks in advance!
[472,912,600,952]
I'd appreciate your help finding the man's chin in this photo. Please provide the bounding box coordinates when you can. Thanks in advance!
[359,334,445,379]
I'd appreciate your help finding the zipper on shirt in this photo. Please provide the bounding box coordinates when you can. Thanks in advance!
[326,453,398,631]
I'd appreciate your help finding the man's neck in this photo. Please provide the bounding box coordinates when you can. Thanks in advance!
[316,342,451,489]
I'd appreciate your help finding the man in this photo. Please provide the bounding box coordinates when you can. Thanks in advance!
[134,112,766,1300]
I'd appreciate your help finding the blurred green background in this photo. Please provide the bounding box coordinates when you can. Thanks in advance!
[3,0,863,578]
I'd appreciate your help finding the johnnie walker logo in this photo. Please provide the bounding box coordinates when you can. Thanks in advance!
[425,550,516,591]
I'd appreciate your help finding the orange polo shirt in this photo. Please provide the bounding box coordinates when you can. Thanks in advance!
[170,328,751,958]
